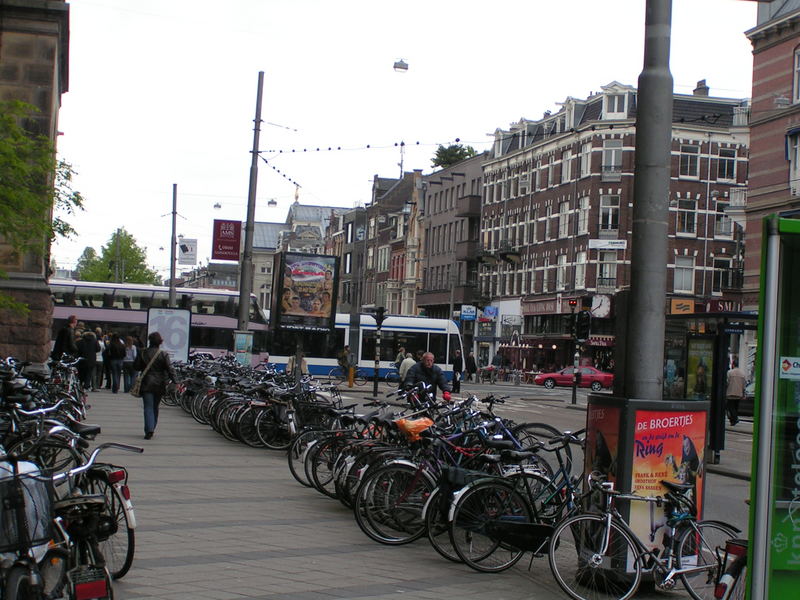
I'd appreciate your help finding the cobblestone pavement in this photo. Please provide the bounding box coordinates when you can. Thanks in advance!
[85,389,720,599]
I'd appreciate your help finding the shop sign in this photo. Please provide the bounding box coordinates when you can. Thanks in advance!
[705,299,742,313]
[779,357,800,380]
[670,298,694,314]
[480,306,498,322]
[460,305,476,321]
[523,299,557,315]
[589,239,628,250]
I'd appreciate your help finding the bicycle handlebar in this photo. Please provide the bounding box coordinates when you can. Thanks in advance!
[52,442,143,483]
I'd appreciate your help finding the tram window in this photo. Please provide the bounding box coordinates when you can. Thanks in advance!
[449,334,462,358]
[179,294,192,310]
[190,327,233,351]
[429,333,447,364]
[152,291,170,308]
[75,287,103,308]
[122,296,132,309]
[253,330,268,353]
[52,288,76,306]
[362,331,427,362]
[102,294,114,308]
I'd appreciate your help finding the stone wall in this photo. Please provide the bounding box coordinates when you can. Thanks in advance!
[0,285,54,363]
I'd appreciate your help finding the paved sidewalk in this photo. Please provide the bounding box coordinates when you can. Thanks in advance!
[85,390,703,599]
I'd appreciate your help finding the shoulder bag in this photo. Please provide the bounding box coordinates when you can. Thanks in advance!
[130,350,161,398]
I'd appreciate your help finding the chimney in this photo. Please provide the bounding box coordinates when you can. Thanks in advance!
[693,79,709,96]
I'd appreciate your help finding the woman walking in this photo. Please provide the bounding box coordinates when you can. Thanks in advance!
[133,332,176,440]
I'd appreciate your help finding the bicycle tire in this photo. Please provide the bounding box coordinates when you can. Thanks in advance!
[353,370,368,386]
[287,430,329,487]
[449,480,534,572]
[86,477,136,580]
[384,370,400,385]
[548,513,641,600]
[4,565,43,600]
[328,367,346,385]
[254,407,292,451]
[354,463,434,545]
[424,486,461,563]
[676,520,738,600]
[234,405,266,448]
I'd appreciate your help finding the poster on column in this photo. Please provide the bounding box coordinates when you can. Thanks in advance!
[584,403,621,484]
[630,409,707,552]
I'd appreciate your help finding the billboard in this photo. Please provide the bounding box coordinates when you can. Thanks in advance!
[211,220,242,261]
[272,252,338,332]
[146,308,191,363]
[178,238,197,265]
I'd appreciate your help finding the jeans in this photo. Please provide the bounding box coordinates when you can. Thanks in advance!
[109,359,123,393]
[142,391,161,434]
[123,362,136,392]
[93,362,104,390]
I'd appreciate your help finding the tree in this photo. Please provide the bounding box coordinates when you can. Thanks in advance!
[431,144,477,169]
[0,100,84,311]
[77,228,160,285]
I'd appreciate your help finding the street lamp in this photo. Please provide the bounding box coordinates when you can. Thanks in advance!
[393,59,408,72]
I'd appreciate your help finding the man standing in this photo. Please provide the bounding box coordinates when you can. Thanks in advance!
[451,349,463,393]
[395,346,406,370]
[338,345,351,375]
[725,360,747,426]
[398,352,416,389]
[51,315,78,360]
[403,352,451,401]
[465,351,477,383]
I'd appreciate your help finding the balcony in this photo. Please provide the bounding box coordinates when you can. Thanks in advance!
[455,239,479,261]
[601,166,622,182]
[498,240,522,264]
[477,244,499,265]
[728,188,747,209]
[455,194,481,218]
[596,277,616,293]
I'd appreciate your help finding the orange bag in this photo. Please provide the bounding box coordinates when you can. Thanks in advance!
[394,417,434,442]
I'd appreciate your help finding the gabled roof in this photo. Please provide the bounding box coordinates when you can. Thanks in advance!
[253,222,283,250]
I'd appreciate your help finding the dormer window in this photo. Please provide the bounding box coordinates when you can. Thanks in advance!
[604,93,627,119]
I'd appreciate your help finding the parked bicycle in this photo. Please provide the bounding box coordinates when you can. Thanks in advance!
[328,366,368,386]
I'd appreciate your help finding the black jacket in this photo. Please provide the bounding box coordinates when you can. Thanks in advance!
[107,339,126,360]
[76,336,100,366]
[452,356,463,373]
[51,325,78,360]
[133,347,176,395]
[402,362,451,398]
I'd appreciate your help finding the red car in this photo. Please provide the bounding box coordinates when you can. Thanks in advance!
[533,366,614,391]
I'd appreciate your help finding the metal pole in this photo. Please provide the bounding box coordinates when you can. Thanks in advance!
[373,325,381,398]
[624,0,673,401]
[571,304,577,404]
[238,71,264,332]
[169,184,177,307]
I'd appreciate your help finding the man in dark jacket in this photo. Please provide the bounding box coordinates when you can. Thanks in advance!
[451,350,463,393]
[403,352,451,401]
[51,315,78,360]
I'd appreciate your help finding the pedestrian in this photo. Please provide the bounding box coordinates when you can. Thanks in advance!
[465,351,477,383]
[51,314,78,361]
[286,352,309,376]
[490,353,502,384]
[133,332,176,440]
[122,335,138,393]
[725,359,747,426]
[451,349,463,394]
[398,352,416,388]
[402,351,451,401]
[93,328,105,391]
[99,329,112,389]
[107,333,126,393]
[395,347,406,370]
[76,331,100,392]
[338,345,351,375]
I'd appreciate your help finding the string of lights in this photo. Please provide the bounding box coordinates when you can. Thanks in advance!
[259,154,303,188]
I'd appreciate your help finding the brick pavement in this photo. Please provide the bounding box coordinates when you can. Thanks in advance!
[86,389,704,599]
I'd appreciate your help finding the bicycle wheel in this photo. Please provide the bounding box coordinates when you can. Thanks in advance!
[86,477,136,580]
[384,370,400,386]
[4,565,44,600]
[424,486,461,562]
[354,463,434,545]
[328,367,346,385]
[353,369,368,386]
[676,520,738,600]
[449,480,534,572]
[287,429,329,487]
[548,513,641,600]
[254,407,292,450]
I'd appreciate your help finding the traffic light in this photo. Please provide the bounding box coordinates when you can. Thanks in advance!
[374,306,387,329]
[575,310,591,342]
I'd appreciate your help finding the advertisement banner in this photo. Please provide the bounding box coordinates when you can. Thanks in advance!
[460,305,476,321]
[630,409,707,552]
[584,404,621,483]
[481,306,498,321]
[146,308,191,363]
[686,336,714,401]
[273,252,338,332]
[211,220,242,261]
[178,238,197,265]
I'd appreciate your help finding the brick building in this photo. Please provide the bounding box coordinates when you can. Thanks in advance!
[478,81,749,370]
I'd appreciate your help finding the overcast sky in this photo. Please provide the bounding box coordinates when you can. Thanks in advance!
[53,0,757,278]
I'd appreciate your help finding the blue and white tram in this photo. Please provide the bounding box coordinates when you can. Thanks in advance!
[265,312,463,380]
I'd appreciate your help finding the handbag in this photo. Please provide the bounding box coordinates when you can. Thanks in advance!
[130,350,161,398]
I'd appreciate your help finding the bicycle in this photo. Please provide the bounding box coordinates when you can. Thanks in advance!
[548,473,739,600]
[384,369,400,386]
[328,366,368,386]
[713,538,747,599]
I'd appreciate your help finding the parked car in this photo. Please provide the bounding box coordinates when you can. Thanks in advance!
[533,366,614,391]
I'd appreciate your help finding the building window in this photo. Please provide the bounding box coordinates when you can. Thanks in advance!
[580,142,592,177]
[674,256,695,293]
[556,254,567,290]
[717,148,736,181]
[377,246,390,272]
[578,197,590,234]
[547,156,555,187]
[712,257,731,293]
[534,160,542,190]
[604,93,626,119]
[346,222,353,243]
[597,251,617,289]
[599,195,619,231]
[558,201,570,238]
[366,246,374,269]
[794,49,800,103]
[714,199,732,238]
[345,252,352,274]
[789,133,800,196]
[575,251,586,289]
[679,145,700,178]
[542,258,549,293]
[561,149,572,183]
[544,206,552,240]
[676,198,697,235]
[602,140,622,180]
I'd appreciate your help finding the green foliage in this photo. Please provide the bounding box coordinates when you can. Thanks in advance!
[431,144,477,169]
[76,228,161,285]
[0,100,84,312]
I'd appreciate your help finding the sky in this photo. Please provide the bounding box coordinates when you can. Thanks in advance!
[53,0,758,279]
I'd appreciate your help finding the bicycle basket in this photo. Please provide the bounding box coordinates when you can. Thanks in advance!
[394,417,434,442]
[0,462,54,553]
